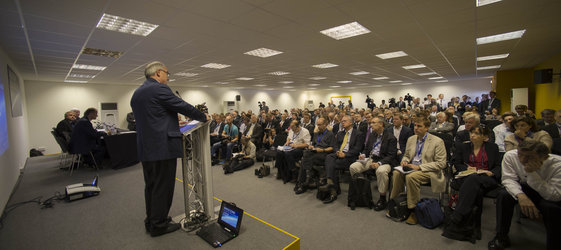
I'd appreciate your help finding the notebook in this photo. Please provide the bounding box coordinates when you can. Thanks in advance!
[196,201,244,248]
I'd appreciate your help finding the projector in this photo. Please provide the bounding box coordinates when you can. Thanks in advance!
[65,176,101,201]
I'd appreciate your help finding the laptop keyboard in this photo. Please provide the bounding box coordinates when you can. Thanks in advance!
[198,223,233,243]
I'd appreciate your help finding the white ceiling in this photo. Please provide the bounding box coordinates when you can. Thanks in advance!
[1,0,560,90]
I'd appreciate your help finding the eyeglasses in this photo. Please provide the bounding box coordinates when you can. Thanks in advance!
[160,69,170,77]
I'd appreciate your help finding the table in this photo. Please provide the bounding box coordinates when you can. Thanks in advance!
[104,132,139,169]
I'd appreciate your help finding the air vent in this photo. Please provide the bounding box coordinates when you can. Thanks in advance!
[82,48,123,58]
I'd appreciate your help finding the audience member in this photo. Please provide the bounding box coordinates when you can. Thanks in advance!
[543,109,561,156]
[223,137,256,174]
[349,117,397,210]
[386,113,413,162]
[295,118,334,194]
[322,115,364,204]
[493,112,515,158]
[429,111,455,137]
[504,116,553,152]
[211,115,238,164]
[275,120,311,183]
[210,114,225,145]
[126,112,136,131]
[69,108,106,167]
[389,118,446,225]
[537,109,556,130]
[488,140,561,250]
[56,110,76,142]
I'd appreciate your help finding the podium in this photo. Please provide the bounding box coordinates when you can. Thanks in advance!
[178,121,214,222]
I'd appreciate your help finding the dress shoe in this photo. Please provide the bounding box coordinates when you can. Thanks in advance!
[405,212,418,225]
[323,194,337,204]
[295,185,307,195]
[488,235,510,250]
[150,222,180,237]
[349,201,356,210]
[373,199,387,211]
[474,228,482,241]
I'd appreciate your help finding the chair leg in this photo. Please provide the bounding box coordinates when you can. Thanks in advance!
[70,154,80,176]
[89,151,99,171]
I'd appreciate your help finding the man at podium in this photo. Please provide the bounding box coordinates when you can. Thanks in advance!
[131,61,207,237]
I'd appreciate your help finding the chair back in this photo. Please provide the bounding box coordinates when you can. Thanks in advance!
[51,130,69,153]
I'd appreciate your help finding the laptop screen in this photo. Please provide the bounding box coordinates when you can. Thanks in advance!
[218,201,244,233]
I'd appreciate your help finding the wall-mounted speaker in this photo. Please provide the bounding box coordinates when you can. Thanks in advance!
[534,68,553,84]
[236,95,241,101]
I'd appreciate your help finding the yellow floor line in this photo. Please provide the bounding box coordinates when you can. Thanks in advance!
[175,177,300,249]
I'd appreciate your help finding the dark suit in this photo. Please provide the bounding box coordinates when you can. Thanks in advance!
[386,125,414,162]
[210,122,225,145]
[451,142,501,225]
[325,129,364,187]
[126,112,136,131]
[397,101,406,110]
[247,123,264,148]
[69,117,106,165]
[56,118,74,143]
[303,122,315,135]
[130,77,206,230]
[356,121,368,135]
[487,98,501,112]
[544,124,561,155]
[362,131,398,167]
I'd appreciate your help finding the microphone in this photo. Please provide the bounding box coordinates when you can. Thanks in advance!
[175,90,182,98]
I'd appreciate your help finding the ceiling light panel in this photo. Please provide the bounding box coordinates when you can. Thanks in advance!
[64,80,88,83]
[82,48,123,58]
[436,80,449,82]
[309,83,320,86]
[476,0,502,7]
[320,22,371,40]
[96,13,159,36]
[428,76,444,80]
[269,71,290,76]
[310,77,326,80]
[375,51,408,59]
[312,63,338,68]
[477,65,501,70]
[330,85,341,88]
[254,84,267,87]
[350,71,369,75]
[390,80,403,83]
[417,72,437,76]
[476,30,526,45]
[373,77,389,80]
[337,80,352,83]
[72,64,106,71]
[401,83,412,85]
[201,63,231,69]
[244,48,283,58]
[279,81,293,84]
[69,74,95,78]
[402,64,426,69]
[175,72,199,77]
[236,77,254,80]
[283,86,294,89]
[477,53,510,61]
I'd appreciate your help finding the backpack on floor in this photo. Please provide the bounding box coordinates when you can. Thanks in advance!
[316,187,330,201]
[415,198,444,229]
[347,177,373,209]
[387,194,410,221]
[442,206,477,243]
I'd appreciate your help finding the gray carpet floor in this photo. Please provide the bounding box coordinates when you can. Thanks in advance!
[0,155,547,250]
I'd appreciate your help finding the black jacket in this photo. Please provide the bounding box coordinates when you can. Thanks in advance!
[454,141,501,181]
[362,131,398,167]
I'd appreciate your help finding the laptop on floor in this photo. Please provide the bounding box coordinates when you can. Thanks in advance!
[196,201,244,248]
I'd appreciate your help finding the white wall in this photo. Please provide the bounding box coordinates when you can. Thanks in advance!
[0,47,29,214]
[25,77,490,155]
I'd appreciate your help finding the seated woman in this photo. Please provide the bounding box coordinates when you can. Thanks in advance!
[443,125,501,242]
[504,116,553,152]
[224,137,256,174]
[428,111,455,136]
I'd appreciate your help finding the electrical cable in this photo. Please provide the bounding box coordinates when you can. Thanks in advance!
[0,192,66,230]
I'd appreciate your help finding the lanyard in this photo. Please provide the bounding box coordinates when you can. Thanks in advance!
[371,135,382,155]
[317,129,328,144]
[415,133,428,158]
[292,130,301,141]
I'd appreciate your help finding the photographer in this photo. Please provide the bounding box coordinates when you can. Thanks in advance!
[223,137,256,174]
[211,115,239,165]
[366,95,375,110]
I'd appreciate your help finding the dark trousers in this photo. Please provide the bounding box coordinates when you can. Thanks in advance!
[496,184,561,249]
[325,153,355,186]
[142,158,177,228]
[229,158,255,172]
[298,150,328,183]
[275,148,304,182]
[453,174,499,226]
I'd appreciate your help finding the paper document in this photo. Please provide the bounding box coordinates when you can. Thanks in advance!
[455,169,488,179]
[394,166,416,174]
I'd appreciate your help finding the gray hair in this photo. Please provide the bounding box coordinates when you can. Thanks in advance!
[145,61,166,79]
[518,139,550,158]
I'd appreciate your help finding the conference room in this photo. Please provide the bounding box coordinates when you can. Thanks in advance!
[1,0,560,249]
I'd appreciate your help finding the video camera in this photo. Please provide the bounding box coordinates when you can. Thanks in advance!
[195,102,208,113]
[404,93,413,104]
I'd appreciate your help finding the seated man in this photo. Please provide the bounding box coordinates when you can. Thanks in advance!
[488,140,561,250]
[493,112,515,159]
[543,109,561,156]
[349,117,397,210]
[210,114,225,146]
[243,114,263,149]
[69,108,106,166]
[224,137,256,174]
[275,120,311,183]
[322,115,364,204]
[386,113,413,162]
[295,118,334,194]
[56,110,76,142]
[388,118,446,225]
[455,112,495,146]
[211,115,238,164]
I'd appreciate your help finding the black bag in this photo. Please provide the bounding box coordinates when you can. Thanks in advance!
[387,194,410,221]
[442,206,477,243]
[347,177,373,209]
[415,198,444,229]
[29,148,43,157]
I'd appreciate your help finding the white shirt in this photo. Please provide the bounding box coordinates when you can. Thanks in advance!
[287,127,311,145]
[502,150,561,201]
[493,123,513,153]
[393,126,403,150]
